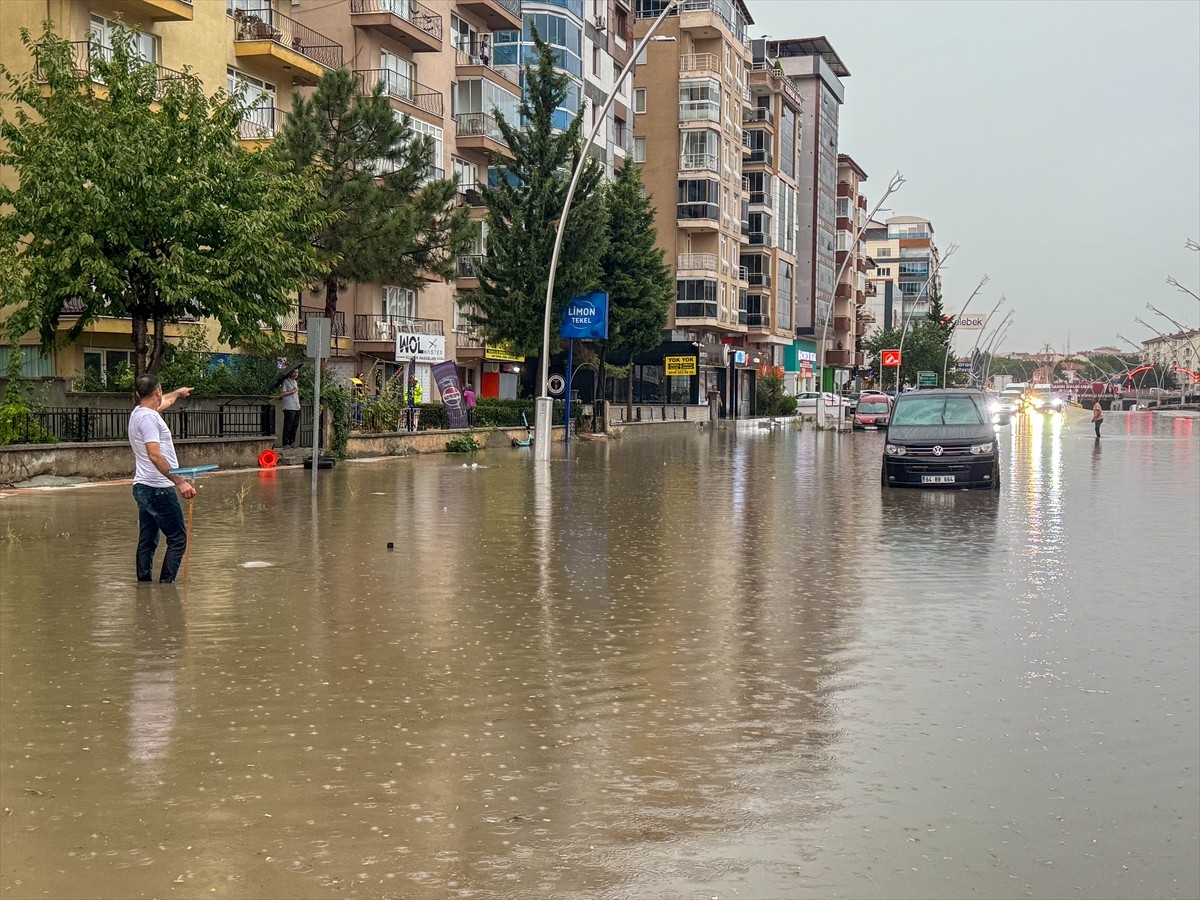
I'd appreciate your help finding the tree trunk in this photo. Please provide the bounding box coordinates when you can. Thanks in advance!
[626,365,633,420]
[132,315,149,378]
[147,311,167,375]
[324,275,339,321]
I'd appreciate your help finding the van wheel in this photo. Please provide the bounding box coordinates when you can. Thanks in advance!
[991,462,1001,490]
[880,464,889,488]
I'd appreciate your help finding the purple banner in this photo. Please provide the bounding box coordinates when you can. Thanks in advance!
[432,360,469,429]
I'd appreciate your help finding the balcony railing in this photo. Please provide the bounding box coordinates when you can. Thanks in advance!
[238,105,286,140]
[456,254,485,278]
[348,0,443,41]
[453,48,520,87]
[675,301,718,320]
[749,61,802,106]
[744,312,770,328]
[680,152,718,172]
[742,107,771,124]
[676,252,718,271]
[747,271,771,288]
[272,306,346,338]
[60,297,197,322]
[455,329,485,349]
[638,0,749,46]
[44,40,187,100]
[679,100,720,123]
[356,69,443,116]
[737,266,749,282]
[354,314,444,341]
[679,53,720,74]
[744,147,773,166]
[455,112,505,144]
[677,202,719,221]
[747,231,774,247]
[233,8,343,69]
[749,189,773,208]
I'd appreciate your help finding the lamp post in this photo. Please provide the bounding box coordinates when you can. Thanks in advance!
[895,243,957,393]
[981,315,1013,385]
[964,295,1005,385]
[814,171,905,427]
[1147,302,1200,371]
[534,1,681,459]
[940,276,993,385]
[1140,311,1198,403]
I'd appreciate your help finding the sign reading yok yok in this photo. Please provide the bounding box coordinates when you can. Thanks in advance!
[395,332,446,363]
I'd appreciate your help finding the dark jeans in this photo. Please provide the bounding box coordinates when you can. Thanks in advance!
[283,408,300,447]
[134,484,187,583]
[1094,418,1102,438]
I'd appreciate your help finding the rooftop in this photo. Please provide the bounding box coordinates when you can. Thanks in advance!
[837,153,868,182]
[765,36,850,77]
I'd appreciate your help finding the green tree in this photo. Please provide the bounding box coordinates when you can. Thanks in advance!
[598,159,671,403]
[276,68,473,321]
[0,23,328,376]
[470,32,608,362]
[864,321,954,389]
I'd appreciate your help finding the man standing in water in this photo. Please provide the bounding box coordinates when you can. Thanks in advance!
[129,375,195,584]
[1092,400,1104,439]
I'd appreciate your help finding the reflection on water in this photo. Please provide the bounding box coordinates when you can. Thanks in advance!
[1,409,1196,899]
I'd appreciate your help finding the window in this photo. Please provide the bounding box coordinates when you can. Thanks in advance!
[875,247,892,258]
[382,285,416,320]
[633,136,646,162]
[380,50,414,99]
[228,68,275,136]
[405,116,444,171]
[677,178,719,219]
[84,349,134,380]
[679,78,719,122]
[453,157,478,191]
[613,6,628,36]
[91,13,159,63]
[634,88,646,113]
[836,197,852,220]
[593,46,601,77]
[875,266,892,277]
[450,14,479,56]
[680,129,718,170]
[676,279,718,319]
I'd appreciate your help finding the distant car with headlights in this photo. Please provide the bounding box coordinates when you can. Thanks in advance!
[882,389,1000,490]
[853,393,892,429]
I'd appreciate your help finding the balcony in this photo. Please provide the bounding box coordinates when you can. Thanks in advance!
[856,257,869,273]
[347,0,443,53]
[826,349,852,367]
[836,180,854,199]
[674,301,718,322]
[855,320,867,336]
[270,306,347,342]
[238,105,286,146]
[455,112,510,158]
[833,315,852,334]
[455,0,523,31]
[676,203,720,230]
[679,152,719,173]
[455,328,486,351]
[834,283,853,300]
[103,0,193,21]
[747,231,774,247]
[749,189,772,209]
[678,53,720,76]
[356,69,443,122]
[44,41,187,103]
[676,253,719,273]
[678,0,750,47]
[742,107,772,126]
[748,61,802,108]
[744,147,773,167]
[457,181,485,205]
[744,311,770,330]
[232,8,342,82]
[456,254,485,286]
[354,314,444,344]
[453,49,520,92]
[747,271,771,288]
[679,99,720,124]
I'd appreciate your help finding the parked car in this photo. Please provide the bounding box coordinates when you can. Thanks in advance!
[882,389,1000,490]
[796,392,850,414]
[853,394,892,429]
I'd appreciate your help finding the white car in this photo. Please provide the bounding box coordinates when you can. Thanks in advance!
[796,392,850,413]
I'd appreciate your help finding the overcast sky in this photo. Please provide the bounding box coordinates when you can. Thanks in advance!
[751,0,1200,354]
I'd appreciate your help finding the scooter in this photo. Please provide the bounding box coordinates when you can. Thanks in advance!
[511,411,533,447]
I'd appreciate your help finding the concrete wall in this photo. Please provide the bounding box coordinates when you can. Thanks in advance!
[0,436,274,485]
[346,425,564,457]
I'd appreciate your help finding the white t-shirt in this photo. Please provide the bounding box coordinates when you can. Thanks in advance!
[129,406,178,488]
[281,376,301,411]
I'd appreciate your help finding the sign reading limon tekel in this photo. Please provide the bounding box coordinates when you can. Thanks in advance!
[664,356,698,376]
[559,291,609,340]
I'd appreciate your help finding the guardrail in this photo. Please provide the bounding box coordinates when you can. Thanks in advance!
[6,404,275,444]
[233,8,343,69]
[356,69,443,116]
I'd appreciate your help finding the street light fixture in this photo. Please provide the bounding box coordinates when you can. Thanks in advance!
[965,294,1006,384]
[940,277,993,384]
[1165,275,1200,304]
[534,2,681,459]
[895,243,958,392]
[813,170,906,427]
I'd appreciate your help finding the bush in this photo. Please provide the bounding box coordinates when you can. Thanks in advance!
[0,350,55,445]
[755,370,796,416]
[445,433,480,453]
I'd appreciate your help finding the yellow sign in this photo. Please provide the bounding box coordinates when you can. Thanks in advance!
[664,355,698,376]
[485,343,525,362]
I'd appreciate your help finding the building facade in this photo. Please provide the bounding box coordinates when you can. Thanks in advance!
[831,153,867,387]
[864,214,941,331]
[632,0,755,415]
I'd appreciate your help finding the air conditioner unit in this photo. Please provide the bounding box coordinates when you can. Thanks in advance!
[594,15,607,31]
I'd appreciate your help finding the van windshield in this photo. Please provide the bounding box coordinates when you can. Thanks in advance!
[892,395,986,426]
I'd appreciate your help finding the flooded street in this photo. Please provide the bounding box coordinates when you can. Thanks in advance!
[2,408,1197,899]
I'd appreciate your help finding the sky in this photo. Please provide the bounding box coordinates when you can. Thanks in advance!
[751,0,1200,355]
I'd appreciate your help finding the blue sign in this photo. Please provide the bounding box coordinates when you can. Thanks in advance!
[559,292,609,340]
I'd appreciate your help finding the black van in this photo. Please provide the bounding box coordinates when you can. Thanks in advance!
[882,389,1000,489]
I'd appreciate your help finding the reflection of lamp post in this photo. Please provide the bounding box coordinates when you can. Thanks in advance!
[534,4,681,459]
[814,171,905,427]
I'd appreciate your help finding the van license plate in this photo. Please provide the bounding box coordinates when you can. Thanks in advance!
[921,475,955,484]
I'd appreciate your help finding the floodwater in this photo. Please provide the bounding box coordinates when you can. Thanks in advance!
[1,408,1197,900]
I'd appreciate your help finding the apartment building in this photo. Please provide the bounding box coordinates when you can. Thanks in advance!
[864,214,941,331]
[0,0,348,380]
[739,50,803,374]
[830,153,867,387]
[289,0,525,397]
[633,0,755,414]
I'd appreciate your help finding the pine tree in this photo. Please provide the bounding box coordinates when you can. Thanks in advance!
[598,159,671,402]
[276,69,473,320]
[469,32,608,366]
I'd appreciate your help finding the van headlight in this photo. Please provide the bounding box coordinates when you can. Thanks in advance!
[885,443,906,456]
[970,442,994,455]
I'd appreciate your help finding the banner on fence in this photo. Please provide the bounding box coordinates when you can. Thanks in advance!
[432,360,468,430]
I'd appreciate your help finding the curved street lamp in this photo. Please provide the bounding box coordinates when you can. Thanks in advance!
[895,244,957,391]
[813,171,905,427]
[534,0,682,459]
[965,295,1006,384]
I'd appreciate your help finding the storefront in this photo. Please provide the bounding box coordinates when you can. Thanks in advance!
[785,339,817,395]
[481,344,524,399]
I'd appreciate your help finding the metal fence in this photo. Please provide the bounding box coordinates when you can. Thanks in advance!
[6,403,276,445]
